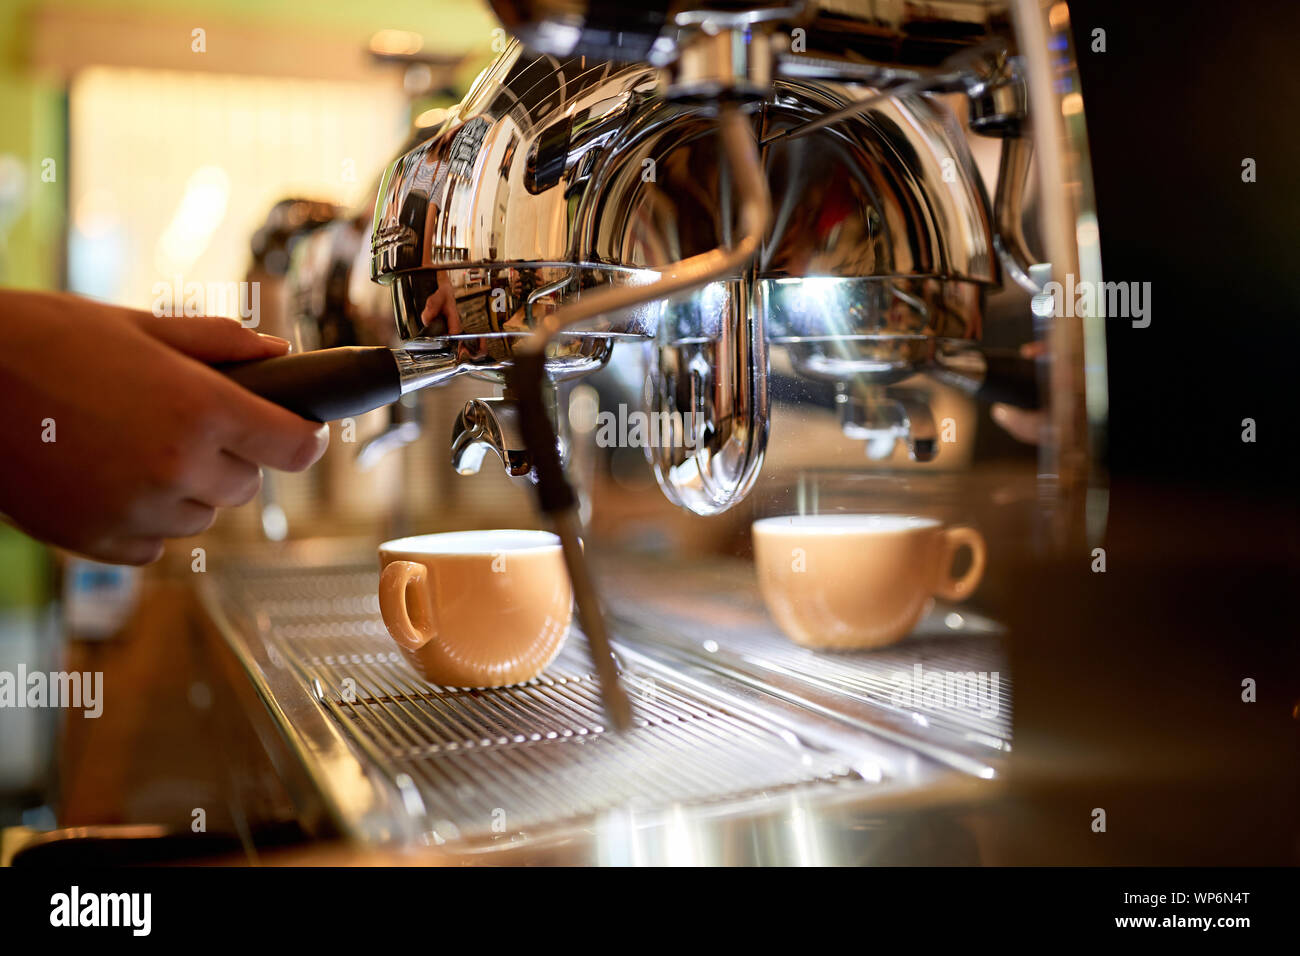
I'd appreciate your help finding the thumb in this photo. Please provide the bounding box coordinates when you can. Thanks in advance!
[135,314,291,363]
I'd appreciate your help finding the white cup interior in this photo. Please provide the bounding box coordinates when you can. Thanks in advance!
[380,529,561,555]
[753,514,941,535]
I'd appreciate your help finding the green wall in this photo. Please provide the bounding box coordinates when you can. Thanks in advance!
[0,0,63,289]
[0,0,497,291]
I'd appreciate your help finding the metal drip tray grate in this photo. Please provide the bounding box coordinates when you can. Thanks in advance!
[206,561,869,846]
[600,557,1013,770]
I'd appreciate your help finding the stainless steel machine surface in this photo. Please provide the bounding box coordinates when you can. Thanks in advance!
[199,547,1010,862]
[362,0,1104,491]
[600,556,1011,777]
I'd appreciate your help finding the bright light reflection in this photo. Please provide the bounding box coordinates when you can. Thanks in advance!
[74,188,119,239]
[789,799,822,866]
[369,29,424,56]
[155,165,230,274]
[568,384,599,432]
[415,107,449,128]
[664,805,700,866]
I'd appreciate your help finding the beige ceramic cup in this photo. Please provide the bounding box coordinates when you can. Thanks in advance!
[377,530,572,687]
[753,514,986,650]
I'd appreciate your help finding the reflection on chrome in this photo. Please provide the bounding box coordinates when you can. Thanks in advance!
[369,35,1021,502]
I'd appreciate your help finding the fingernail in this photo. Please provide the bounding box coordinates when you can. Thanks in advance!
[292,424,330,471]
[991,404,1010,423]
[258,333,291,346]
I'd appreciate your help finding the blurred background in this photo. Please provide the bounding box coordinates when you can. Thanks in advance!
[0,0,499,297]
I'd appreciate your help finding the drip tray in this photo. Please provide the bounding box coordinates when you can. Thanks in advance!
[600,556,1012,777]
[200,549,1000,860]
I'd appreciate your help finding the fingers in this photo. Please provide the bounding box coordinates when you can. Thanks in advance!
[175,499,218,536]
[127,497,218,539]
[136,313,291,362]
[139,320,328,472]
[118,538,167,566]
[84,536,166,567]
[190,451,263,508]
[991,403,1047,445]
[216,387,331,472]
[170,359,331,472]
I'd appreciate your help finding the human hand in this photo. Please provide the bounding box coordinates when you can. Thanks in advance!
[990,341,1048,445]
[0,291,329,564]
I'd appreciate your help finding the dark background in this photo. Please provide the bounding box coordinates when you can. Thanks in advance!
[1071,0,1299,488]
[999,0,1298,864]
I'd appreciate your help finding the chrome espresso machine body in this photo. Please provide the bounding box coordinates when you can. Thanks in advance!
[199,0,1107,863]
[365,0,1103,501]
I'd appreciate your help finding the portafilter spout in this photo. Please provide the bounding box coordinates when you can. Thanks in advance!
[451,388,565,479]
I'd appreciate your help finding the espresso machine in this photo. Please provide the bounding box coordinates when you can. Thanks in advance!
[195,0,1107,863]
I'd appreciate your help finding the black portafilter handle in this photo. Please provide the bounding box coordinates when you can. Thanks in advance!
[217,346,403,423]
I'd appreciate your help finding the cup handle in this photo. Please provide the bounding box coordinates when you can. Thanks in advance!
[379,561,435,651]
[933,526,987,602]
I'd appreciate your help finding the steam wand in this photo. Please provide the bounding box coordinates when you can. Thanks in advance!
[506,104,772,732]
